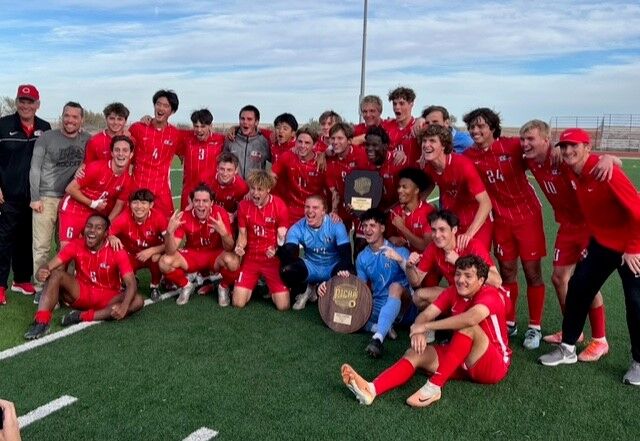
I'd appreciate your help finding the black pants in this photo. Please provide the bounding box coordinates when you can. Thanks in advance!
[562,239,640,362]
[0,200,33,288]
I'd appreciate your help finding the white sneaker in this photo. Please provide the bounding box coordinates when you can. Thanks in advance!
[176,282,194,305]
[538,343,577,366]
[218,285,230,307]
[293,286,314,310]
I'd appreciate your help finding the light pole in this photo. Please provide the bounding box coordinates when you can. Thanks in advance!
[358,0,368,122]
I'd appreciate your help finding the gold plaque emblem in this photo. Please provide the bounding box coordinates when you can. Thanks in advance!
[333,284,358,309]
[353,177,372,196]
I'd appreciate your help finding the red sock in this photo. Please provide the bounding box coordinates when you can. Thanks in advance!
[80,310,95,322]
[589,304,606,339]
[372,358,416,396]
[527,284,545,327]
[148,262,162,286]
[219,267,239,289]
[164,269,188,288]
[34,310,53,325]
[430,331,473,388]
[503,282,519,323]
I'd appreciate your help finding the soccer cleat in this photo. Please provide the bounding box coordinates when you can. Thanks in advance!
[197,283,214,296]
[623,361,640,386]
[341,364,375,405]
[176,282,195,305]
[218,285,230,307]
[578,339,609,362]
[406,381,442,408]
[11,281,36,295]
[538,344,577,366]
[61,310,82,327]
[292,286,314,310]
[33,291,42,305]
[507,324,518,337]
[24,321,50,340]
[543,330,585,345]
[150,287,162,302]
[523,328,542,350]
[0,287,6,305]
[365,337,384,359]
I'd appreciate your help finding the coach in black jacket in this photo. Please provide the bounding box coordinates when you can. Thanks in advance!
[0,84,51,305]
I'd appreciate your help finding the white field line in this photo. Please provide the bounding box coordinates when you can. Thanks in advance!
[0,291,178,362]
[182,427,219,441]
[18,395,78,428]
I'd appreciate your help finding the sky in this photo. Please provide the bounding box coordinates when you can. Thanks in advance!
[1,0,640,127]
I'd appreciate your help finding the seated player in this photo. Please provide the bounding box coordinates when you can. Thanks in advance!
[392,210,501,310]
[178,108,225,210]
[58,135,134,248]
[341,255,511,408]
[279,195,354,310]
[319,208,418,358]
[160,184,239,306]
[108,189,167,302]
[24,214,144,340]
[233,170,290,310]
[84,102,131,163]
[270,126,327,226]
[387,167,434,252]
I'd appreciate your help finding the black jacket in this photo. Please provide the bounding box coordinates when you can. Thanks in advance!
[0,112,51,203]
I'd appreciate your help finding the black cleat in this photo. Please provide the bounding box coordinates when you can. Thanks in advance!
[150,287,162,302]
[24,321,50,340]
[61,310,82,327]
[365,338,384,359]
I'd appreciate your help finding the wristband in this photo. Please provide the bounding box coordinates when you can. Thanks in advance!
[90,199,103,209]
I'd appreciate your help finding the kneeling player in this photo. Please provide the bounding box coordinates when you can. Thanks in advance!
[280,195,354,310]
[341,255,511,408]
[24,214,144,340]
[108,189,167,301]
[160,184,239,306]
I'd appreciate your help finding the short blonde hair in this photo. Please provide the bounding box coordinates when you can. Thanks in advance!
[247,170,275,190]
[520,119,550,138]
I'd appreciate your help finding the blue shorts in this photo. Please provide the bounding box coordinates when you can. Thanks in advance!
[304,259,336,284]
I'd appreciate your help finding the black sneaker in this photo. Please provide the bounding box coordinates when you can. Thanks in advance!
[365,338,384,358]
[508,324,518,337]
[24,321,50,340]
[61,310,82,327]
[150,287,162,302]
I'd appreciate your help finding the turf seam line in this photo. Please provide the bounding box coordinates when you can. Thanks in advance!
[18,395,78,428]
[182,427,219,441]
[0,290,179,362]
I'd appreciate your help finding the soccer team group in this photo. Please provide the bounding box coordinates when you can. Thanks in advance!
[0,83,639,409]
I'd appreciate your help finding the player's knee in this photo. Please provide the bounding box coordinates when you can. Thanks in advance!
[159,254,174,272]
[389,282,404,299]
[551,269,568,290]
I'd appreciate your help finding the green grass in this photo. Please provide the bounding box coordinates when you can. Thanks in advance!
[1,159,639,440]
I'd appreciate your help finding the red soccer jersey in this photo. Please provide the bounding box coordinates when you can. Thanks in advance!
[84,131,113,164]
[174,205,232,251]
[271,151,327,224]
[434,284,511,363]
[109,208,167,255]
[387,201,435,252]
[566,154,640,254]
[360,150,404,211]
[128,121,181,195]
[178,131,225,204]
[210,175,249,214]
[58,239,133,295]
[237,195,289,261]
[326,145,369,196]
[526,149,584,225]
[423,153,488,233]
[59,160,132,218]
[464,137,541,222]
[384,117,419,163]
[270,138,296,165]
[417,237,494,285]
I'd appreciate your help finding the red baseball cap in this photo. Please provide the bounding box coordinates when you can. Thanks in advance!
[16,84,40,101]
[555,128,591,146]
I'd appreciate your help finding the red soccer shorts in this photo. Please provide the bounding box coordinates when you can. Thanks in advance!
[236,258,287,294]
[180,248,223,273]
[492,211,546,262]
[58,211,90,242]
[553,222,589,267]
[434,341,509,385]
[152,186,175,219]
[129,254,162,284]
[70,282,119,310]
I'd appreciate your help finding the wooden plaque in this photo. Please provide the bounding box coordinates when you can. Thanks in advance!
[318,274,372,333]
